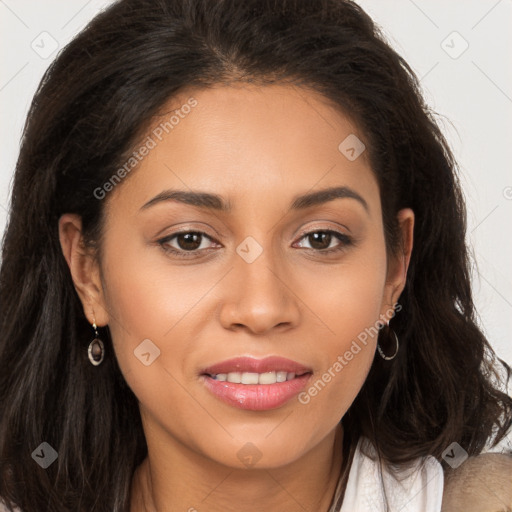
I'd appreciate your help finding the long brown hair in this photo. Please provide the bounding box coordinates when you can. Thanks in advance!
[1,0,511,510]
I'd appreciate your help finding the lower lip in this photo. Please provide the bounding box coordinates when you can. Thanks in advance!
[201,374,311,411]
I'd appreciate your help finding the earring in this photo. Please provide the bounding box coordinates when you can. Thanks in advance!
[88,318,105,366]
[377,323,399,361]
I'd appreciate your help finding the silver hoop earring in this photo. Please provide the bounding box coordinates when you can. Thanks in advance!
[377,325,399,361]
[88,321,105,366]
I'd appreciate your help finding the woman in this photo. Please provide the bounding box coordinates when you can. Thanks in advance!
[0,0,511,511]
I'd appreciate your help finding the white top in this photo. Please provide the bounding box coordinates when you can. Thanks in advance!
[0,437,444,512]
[331,436,444,512]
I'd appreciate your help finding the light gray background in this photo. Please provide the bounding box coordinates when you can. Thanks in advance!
[1,0,511,369]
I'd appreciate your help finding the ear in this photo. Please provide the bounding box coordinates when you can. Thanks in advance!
[381,208,414,312]
[58,213,110,327]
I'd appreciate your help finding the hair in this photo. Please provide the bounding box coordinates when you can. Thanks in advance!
[1,0,511,510]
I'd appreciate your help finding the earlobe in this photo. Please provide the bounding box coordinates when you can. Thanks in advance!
[58,213,109,326]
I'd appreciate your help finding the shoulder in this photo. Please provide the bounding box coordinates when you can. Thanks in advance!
[441,453,512,512]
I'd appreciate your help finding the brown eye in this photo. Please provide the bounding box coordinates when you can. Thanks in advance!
[158,230,219,258]
[295,230,352,253]
[175,232,203,251]
[307,232,333,250]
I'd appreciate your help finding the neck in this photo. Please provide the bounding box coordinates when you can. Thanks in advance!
[130,423,345,512]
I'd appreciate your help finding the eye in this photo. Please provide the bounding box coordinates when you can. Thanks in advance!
[158,231,219,258]
[157,228,353,259]
[294,229,353,254]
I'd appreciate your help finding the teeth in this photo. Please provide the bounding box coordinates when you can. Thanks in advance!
[241,372,259,384]
[227,372,241,383]
[276,371,287,382]
[212,371,299,384]
[258,371,277,384]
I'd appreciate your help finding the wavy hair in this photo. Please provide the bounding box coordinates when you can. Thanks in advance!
[1,0,511,510]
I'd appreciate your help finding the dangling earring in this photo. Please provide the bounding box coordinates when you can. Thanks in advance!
[377,322,399,361]
[88,317,105,366]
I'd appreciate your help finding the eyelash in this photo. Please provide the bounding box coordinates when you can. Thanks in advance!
[157,228,353,259]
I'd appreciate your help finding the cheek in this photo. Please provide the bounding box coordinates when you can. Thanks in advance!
[300,240,388,342]
[95,231,166,367]
[295,246,387,417]
[294,314,380,440]
[314,264,386,331]
[97,231,241,437]
[99,250,211,446]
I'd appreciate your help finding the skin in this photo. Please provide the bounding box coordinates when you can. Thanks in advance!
[59,84,414,512]
[442,453,512,512]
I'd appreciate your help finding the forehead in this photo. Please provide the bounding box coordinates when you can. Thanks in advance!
[107,83,379,216]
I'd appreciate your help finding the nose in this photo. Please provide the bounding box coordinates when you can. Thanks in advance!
[219,244,301,335]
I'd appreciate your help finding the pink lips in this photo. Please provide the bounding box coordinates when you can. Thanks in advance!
[200,356,312,411]
[202,356,311,376]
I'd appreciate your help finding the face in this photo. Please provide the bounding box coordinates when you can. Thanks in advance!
[60,83,413,470]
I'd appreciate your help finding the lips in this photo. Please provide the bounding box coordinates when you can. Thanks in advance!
[201,356,312,376]
[200,356,312,411]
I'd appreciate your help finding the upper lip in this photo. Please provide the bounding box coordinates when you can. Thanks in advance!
[201,356,312,376]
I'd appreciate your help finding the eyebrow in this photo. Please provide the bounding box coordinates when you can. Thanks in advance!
[140,185,369,213]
